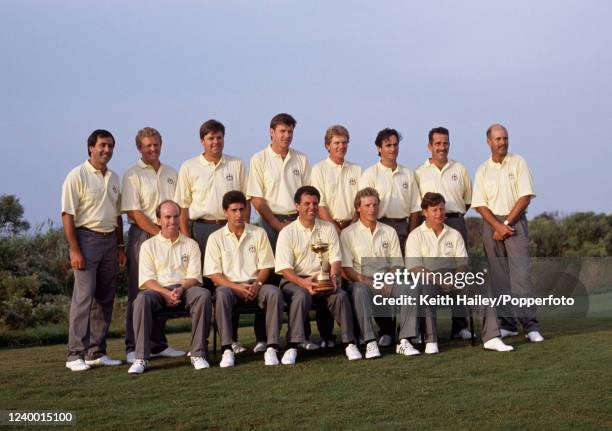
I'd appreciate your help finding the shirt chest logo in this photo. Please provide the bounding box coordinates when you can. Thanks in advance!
[248,244,256,253]
[349,178,357,186]
[508,172,516,181]
[382,240,389,249]
[111,185,118,194]
[451,173,458,181]
[181,254,190,266]
[444,241,454,252]
[167,178,174,185]
[226,173,234,181]
[292,168,300,176]
[402,182,409,189]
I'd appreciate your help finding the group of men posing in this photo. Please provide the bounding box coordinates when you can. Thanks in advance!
[61,113,543,374]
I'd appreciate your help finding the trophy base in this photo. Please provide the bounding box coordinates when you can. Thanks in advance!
[313,279,334,293]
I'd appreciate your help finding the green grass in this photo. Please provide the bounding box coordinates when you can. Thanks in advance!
[1,312,612,431]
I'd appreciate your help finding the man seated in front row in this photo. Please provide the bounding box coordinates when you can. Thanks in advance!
[405,192,514,354]
[128,200,213,374]
[341,187,422,358]
[275,186,362,364]
[204,191,284,367]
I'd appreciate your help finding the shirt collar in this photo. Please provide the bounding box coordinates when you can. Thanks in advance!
[377,161,399,173]
[200,154,224,167]
[488,153,513,167]
[325,157,345,168]
[424,158,451,171]
[137,159,164,171]
[266,145,293,161]
[419,221,448,238]
[296,217,320,233]
[157,232,184,245]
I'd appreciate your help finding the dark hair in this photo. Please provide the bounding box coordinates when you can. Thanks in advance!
[222,190,247,211]
[199,119,225,140]
[294,185,320,204]
[87,129,115,156]
[421,192,446,210]
[374,128,401,156]
[270,113,297,130]
[428,127,449,145]
[155,200,180,219]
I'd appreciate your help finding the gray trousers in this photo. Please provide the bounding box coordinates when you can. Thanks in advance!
[419,284,501,343]
[483,215,539,333]
[133,287,212,359]
[443,216,470,334]
[67,229,117,361]
[377,218,410,338]
[391,284,437,342]
[345,283,376,342]
[215,285,283,347]
[125,224,167,354]
[280,279,356,344]
[260,213,298,252]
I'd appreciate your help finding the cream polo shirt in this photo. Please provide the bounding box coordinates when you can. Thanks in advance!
[405,222,468,271]
[359,162,421,219]
[275,218,342,276]
[61,160,121,233]
[415,159,472,214]
[471,153,536,216]
[246,146,310,215]
[311,157,362,221]
[138,233,203,289]
[174,154,247,220]
[204,223,275,283]
[340,220,403,276]
[121,160,178,224]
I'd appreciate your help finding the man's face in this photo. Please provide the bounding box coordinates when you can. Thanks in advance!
[270,124,294,151]
[201,131,224,159]
[224,202,246,229]
[296,193,319,223]
[89,136,115,166]
[378,135,399,163]
[357,195,379,224]
[423,202,446,227]
[487,126,509,159]
[326,134,348,161]
[138,136,161,166]
[428,133,449,165]
[159,202,180,238]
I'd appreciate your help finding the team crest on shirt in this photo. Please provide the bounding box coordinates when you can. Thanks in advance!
[508,172,515,181]
[167,178,174,185]
[248,244,256,253]
[292,168,300,176]
[451,173,458,181]
[402,182,409,189]
[112,185,118,194]
[181,254,189,265]
[382,241,389,249]
[444,241,454,251]
[349,178,357,186]
[226,173,234,181]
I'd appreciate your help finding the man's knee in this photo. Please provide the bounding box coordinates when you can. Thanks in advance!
[215,286,233,304]
[191,286,212,303]
[351,283,370,302]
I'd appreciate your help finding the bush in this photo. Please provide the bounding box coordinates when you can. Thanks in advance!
[1,296,35,329]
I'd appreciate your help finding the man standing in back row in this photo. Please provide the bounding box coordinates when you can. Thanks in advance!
[62,129,126,371]
[121,127,185,364]
[414,126,472,340]
[472,124,543,343]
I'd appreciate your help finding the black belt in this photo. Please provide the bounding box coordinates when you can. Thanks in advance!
[445,213,464,218]
[274,213,298,221]
[77,227,114,237]
[379,217,407,223]
[194,219,227,225]
[336,219,352,229]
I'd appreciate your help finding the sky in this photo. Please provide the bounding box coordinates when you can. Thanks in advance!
[1,0,611,227]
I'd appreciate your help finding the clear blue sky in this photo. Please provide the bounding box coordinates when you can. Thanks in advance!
[1,1,611,226]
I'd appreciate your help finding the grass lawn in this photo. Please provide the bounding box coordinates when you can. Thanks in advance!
[1,310,612,430]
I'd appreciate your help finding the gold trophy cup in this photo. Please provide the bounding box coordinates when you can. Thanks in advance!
[310,241,334,293]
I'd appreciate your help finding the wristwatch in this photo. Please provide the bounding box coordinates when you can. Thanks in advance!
[256,281,263,287]
[503,220,510,226]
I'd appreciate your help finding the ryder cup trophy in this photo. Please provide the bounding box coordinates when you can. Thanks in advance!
[310,240,334,293]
